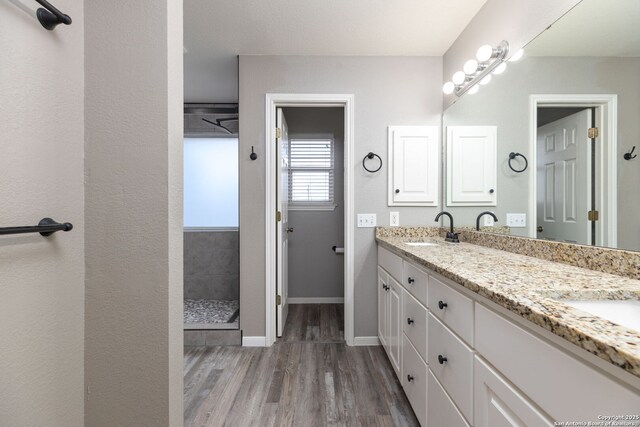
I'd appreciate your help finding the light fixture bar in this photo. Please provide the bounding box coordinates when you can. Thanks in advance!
[454,40,509,97]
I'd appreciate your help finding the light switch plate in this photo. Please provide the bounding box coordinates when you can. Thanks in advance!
[390,212,399,227]
[506,213,526,227]
[357,214,377,228]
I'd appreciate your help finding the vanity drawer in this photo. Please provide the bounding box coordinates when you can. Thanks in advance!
[402,334,427,427]
[428,274,474,345]
[403,290,427,362]
[428,313,474,424]
[378,246,403,282]
[403,261,428,305]
[428,370,470,427]
[475,304,640,423]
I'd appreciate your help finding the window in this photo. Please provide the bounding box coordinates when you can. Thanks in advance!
[184,137,238,227]
[288,137,335,210]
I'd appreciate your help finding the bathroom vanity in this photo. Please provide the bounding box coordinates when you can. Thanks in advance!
[376,227,640,427]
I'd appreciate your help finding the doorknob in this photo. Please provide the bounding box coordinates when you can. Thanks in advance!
[537,225,543,233]
[286,227,294,233]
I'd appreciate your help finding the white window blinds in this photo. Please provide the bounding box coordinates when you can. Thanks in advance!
[288,138,335,208]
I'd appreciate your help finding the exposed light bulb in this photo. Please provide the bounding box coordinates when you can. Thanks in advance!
[468,85,480,95]
[442,81,455,95]
[492,62,507,75]
[479,74,492,85]
[509,49,524,62]
[452,71,466,85]
[476,45,494,62]
[463,59,479,75]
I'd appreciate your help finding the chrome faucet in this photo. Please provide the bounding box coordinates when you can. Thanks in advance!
[476,211,498,231]
[434,211,459,243]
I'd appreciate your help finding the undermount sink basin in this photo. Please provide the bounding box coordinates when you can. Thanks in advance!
[405,242,438,247]
[562,300,640,332]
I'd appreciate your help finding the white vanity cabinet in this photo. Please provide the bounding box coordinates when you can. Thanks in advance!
[377,244,640,427]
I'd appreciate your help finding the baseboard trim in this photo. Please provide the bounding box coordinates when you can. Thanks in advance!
[288,297,344,304]
[353,336,381,346]
[242,336,267,347]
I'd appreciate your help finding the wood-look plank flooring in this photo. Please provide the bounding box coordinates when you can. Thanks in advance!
[184,304,419,427]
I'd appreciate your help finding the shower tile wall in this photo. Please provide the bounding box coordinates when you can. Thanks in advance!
[184,230,239,300]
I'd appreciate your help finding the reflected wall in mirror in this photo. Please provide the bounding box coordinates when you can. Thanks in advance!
[442,0,640,252]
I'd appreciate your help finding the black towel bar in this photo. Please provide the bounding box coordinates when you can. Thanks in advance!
[35,0,72,30]
[0,218,73,237]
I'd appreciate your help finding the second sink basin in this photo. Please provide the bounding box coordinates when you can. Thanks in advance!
[562,299,640,332]
[405,242,438,247]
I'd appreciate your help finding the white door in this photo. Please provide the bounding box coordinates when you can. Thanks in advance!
[536,110,590,244]
[388,278,402,377]
[388,126,440,206]
[447,126,497,206]
[276,108,290,337]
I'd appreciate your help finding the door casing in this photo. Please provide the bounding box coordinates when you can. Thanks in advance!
[265,93,355,346]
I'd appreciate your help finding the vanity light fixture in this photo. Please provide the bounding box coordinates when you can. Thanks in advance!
[442,40,514,97]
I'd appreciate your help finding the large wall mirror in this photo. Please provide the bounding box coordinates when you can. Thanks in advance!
[442,0,640,252]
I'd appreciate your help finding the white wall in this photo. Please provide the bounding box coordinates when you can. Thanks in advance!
[238,56,442,338]
[0,1,84,425]
[442,0,580,109]
[84,1,184,425]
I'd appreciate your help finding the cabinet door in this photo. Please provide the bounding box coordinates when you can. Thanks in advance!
[446,126,497,206]
[388,126,439,206]
[388,278,403,377]
[475,356,553,427]
[377,268,389,350]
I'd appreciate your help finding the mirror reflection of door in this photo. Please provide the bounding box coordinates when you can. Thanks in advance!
[536,108,592,245]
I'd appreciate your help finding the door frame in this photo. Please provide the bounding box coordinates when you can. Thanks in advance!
[265,93,355,346]
[529,94,617,247]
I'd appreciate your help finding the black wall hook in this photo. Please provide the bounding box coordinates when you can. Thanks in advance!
[362,152,382,173]
[250,146,258,160]
[624,146,637,160]
[508,152,528,173]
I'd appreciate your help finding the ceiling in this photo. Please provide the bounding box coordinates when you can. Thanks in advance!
[183,0,488,102]
[526,0,640,57]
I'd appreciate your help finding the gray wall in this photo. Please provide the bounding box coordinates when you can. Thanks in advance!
[0,1,84,425]
[239,56,443,338]
[283,107,345,299]
[442,0,580,109]
[184,230,239,300]
[84,1,184,426]
[443,57,640,251]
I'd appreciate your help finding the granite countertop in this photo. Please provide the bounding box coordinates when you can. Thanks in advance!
[376,234,640,378]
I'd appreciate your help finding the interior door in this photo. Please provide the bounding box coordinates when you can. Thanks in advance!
[276,108,290,337]
[536,110,590,244]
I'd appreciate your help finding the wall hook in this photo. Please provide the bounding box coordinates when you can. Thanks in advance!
[250,146,258,160]
[624,146,637,160]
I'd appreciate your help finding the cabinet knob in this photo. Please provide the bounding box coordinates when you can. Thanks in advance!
[382,284,388,291]
[537,225,543,233]
[407,318,414,325]
[438,355,448,365]
[407,277,415,284]
[489,189,495,194]
[438,300,447,310]
[395,189,400,194]
[407,374,414,382]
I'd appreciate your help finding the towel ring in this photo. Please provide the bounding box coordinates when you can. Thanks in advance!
[508,152,528,173]
[363,152,382,173]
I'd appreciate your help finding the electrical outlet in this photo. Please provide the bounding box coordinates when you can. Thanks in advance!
[390,212,399,227]
[357,214,377,228]
[483,214,495,227]
[506,213,526,228]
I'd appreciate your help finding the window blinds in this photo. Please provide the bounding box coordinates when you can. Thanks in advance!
[288,139,334,205]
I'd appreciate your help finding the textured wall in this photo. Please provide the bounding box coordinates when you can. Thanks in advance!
[239,56,443,338]
[184,231,239,300]
[0,1,85,425]
[84,0,184,426]
[443,57,640,251]
[283,107,345,299]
